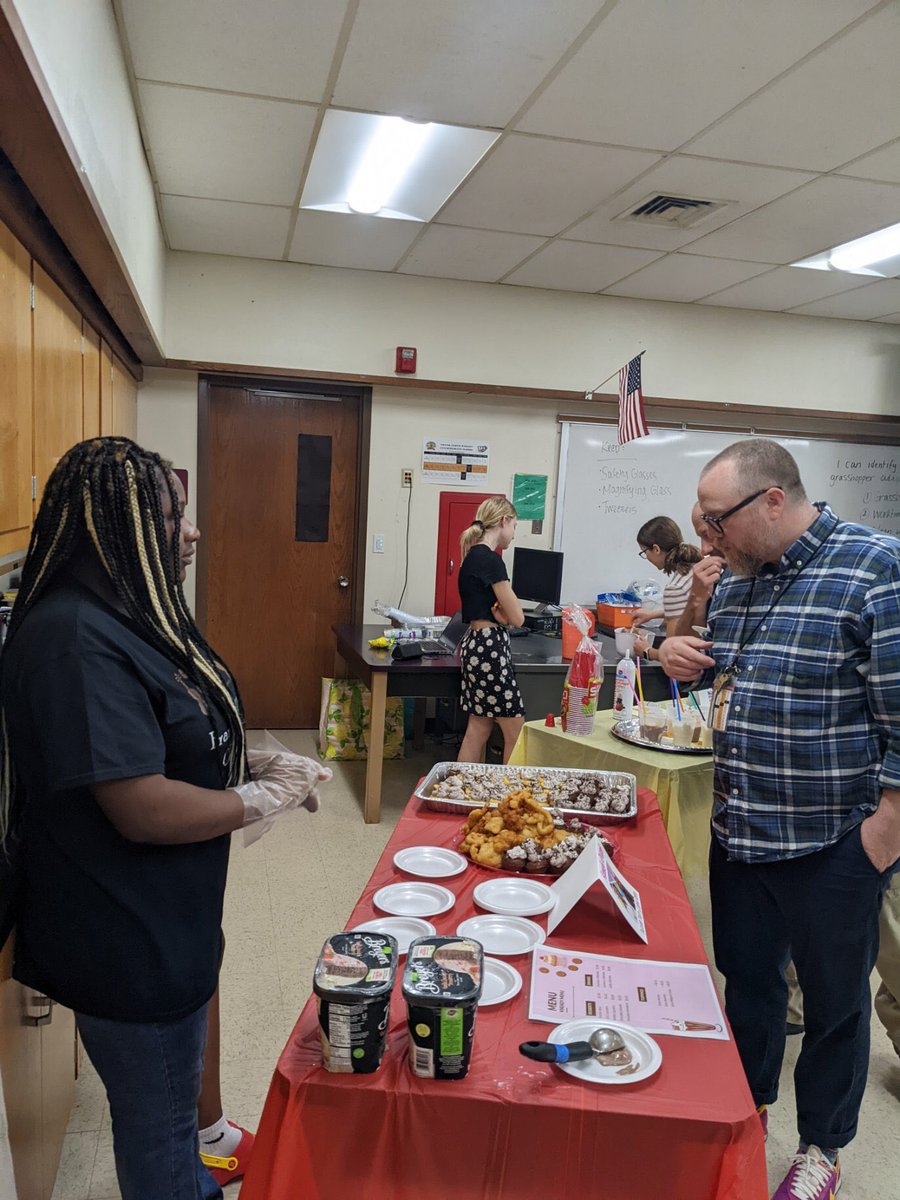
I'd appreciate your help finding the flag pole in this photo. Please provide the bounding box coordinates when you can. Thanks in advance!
[584,350,645,400]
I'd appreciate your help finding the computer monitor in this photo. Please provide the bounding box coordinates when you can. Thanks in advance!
[511,548,564,610]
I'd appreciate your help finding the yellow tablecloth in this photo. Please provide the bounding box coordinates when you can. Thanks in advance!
[509,709,714,878]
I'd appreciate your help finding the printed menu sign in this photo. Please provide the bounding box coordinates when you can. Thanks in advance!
[528,945,728,1040]
[547,835,647,942]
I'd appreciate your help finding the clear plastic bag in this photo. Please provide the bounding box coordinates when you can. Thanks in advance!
[560,605,604,736]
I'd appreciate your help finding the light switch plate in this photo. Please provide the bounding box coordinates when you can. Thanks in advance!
[372,534,385,554]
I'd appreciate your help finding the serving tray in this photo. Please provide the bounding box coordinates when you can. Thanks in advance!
[416,761,637,825]
[611,718,712,756]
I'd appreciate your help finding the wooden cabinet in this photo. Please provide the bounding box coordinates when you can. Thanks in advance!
[100,341,138,440]
[0,222,33,558]
[0,940,74,1200]
[0,219,140,560]
[32,264,84,505]
[82,323,101,439]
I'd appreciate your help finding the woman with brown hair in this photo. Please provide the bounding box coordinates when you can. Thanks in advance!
[631,515,701,662]
[456,497,525,763]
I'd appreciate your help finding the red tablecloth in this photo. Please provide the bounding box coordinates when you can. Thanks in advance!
[241,789,767,1200]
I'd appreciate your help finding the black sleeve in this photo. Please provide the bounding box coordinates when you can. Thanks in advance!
[474,548,509,587]
[11,649,166,793]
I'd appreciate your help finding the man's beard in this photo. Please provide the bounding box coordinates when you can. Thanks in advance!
[721,512,772,577]
[725,546,766,576]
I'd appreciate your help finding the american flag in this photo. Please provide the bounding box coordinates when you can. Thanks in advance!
[617,354,648,445]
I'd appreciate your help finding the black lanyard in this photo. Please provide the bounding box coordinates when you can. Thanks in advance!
[725,529,833,674]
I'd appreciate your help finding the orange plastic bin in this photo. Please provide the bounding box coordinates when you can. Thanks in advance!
[561,608,596,659]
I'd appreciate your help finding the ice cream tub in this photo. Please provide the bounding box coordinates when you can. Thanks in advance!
[402,936,484,1080]
[313,931,398,1073]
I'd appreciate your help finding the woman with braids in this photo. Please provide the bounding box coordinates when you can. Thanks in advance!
[0,438,329,1200]
[629,515,702,663]
[456,497,525,763]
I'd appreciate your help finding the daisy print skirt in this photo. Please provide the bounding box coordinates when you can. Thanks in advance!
[459,625,525,718]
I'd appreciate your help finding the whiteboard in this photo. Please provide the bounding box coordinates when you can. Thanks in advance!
[553,424,900,603]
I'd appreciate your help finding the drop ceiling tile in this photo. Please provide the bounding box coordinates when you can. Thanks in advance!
[700,266,869,312]
[567,157,814,250]
[288,211,421,271]
[873,311,900,324]
[788,279,900,320]
[161,195,292,259]
[333,0,600,127]
[397,226,546,282]
[603,255,772,302]
[120,0,345,101]
[139,83,316,206]
[505,242,663,293]
[684,177,900,265]
[686,5,900,170]
[838,140,900,185]
[518,0,876,149]
[439,135,660,236]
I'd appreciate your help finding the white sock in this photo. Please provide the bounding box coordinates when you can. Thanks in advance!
[199,1115,242,1156]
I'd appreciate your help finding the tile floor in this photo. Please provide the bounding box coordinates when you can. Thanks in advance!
[52,731,900,1199]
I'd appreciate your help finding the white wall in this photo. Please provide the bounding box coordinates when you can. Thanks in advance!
[165,251,900,415]
[137,368,200,609]
[11,0,167,346]
[364,387,565,618]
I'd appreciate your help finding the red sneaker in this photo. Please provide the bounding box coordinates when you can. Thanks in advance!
[200,1124,255,1187]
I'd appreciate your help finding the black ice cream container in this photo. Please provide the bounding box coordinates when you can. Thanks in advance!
[313,932,398,1073]
[401,936,484,1080]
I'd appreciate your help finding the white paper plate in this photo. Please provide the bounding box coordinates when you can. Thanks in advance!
[373,882,456,917]
[455,915,544,956]
[547,1018,662,1085]
[479,958,523,1007]
[393,846,468,879]
[350,917,436,955]
[473,877,556,917]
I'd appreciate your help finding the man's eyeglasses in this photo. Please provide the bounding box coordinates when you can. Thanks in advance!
[700,487,778,534]
[637,548,648,559]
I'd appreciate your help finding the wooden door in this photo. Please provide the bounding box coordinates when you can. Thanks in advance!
[433,491,500,615]
[82,323,100,439]
[201,385,361,728]
[32,265,83,503]
[0,220,33,557]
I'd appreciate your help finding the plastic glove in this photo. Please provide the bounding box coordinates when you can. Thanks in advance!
[236,739,331,846]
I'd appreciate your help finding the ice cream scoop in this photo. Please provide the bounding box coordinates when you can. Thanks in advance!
[519,1026,628,1065]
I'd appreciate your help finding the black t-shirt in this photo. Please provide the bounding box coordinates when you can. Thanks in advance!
[1,581,235,1022]
[458,544,509,623]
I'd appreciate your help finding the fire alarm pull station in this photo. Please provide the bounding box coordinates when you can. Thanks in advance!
[395,346,417,374]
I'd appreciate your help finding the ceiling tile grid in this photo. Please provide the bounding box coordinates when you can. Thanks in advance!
[114,0,900,320]
[138,82,317,206]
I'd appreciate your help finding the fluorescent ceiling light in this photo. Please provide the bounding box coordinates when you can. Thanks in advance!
[791,220,900,279]
[300,109,499,222]
[347,117,433,215]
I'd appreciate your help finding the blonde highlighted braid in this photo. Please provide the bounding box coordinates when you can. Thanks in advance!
[0,437,248,844]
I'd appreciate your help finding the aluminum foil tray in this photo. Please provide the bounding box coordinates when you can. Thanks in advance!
[416,761,637,826]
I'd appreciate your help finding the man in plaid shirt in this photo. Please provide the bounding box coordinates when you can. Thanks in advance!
[660,439,900,1200]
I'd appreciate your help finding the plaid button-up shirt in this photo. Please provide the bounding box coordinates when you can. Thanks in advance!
[702,504,900,863]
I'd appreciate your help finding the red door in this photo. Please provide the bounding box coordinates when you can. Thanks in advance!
[434,491,503,615]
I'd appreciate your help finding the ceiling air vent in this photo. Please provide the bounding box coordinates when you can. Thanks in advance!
[615,193,730,230]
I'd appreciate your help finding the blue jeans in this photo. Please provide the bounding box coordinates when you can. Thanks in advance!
[75,1002,222,1200]
[710,824,892,1149]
